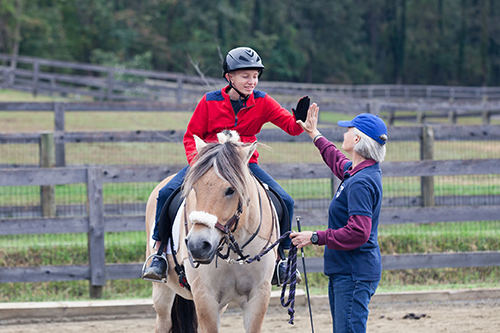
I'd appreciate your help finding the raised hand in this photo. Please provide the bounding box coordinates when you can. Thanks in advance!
[292,96,310,122]
[296,103,319,137]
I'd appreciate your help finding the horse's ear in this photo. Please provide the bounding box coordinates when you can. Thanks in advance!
[240,141,257,165]
[194,135,207,152]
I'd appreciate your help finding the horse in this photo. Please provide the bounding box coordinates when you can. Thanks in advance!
[144,130,279,333]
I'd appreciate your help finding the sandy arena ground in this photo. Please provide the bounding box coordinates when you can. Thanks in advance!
[2,298,500,333]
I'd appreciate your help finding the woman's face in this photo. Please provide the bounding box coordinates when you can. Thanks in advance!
[342,127,359,153]
[227,69,259,96]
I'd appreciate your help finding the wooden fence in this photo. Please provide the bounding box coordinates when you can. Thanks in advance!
[2,54,500,103]
[1,162,499,296]
[2,100,500,167]
[1,124,500,297]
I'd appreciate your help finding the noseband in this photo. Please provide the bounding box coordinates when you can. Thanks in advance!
[214,200,243,234]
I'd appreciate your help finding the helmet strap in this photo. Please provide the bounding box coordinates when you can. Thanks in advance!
[226,77,250,100]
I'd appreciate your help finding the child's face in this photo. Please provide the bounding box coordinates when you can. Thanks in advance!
[227,69,260,95]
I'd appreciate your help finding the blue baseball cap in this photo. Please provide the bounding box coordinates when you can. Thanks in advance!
[337,113,388,145]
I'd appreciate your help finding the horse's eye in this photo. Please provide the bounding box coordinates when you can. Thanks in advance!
[225,187,235,196]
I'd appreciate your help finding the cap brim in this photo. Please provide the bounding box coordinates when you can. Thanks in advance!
[337,120,354,127]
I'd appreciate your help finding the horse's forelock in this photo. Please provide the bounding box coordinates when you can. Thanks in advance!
[182,141,250,201]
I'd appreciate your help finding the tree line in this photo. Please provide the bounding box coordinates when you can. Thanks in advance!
[1,0,499,87]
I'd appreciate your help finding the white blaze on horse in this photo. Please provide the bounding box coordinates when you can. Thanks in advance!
[144,130,279,333]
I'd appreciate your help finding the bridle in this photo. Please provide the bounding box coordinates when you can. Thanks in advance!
[214,200,243,235]
[184,175,277,266]
[216,175,276,265]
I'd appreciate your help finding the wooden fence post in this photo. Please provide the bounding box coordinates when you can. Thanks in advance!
[1,69,8,88]
[367,101,380,115]
[32,60,39,97]
[387,109,395,125]
[176,75,183,104]
[39,133,56,217]
[420,126,435,207]
[8,56,16,87]
[106,69,115,101]
[49,77,55,96]
[87,167,106,299]
[448,109,457,124]
[416,107,425,124]
[482,109,491,125]
[54,102,66,167]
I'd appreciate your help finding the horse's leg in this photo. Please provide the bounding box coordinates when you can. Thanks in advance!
[152,283,176,333]
[241,282,272,333]
[191,279,220,333]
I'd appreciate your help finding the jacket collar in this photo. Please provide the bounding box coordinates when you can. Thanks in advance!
[346,159,377,177]
[222,85,256,108]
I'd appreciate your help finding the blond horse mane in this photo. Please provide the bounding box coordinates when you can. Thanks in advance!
[182,131,252,203]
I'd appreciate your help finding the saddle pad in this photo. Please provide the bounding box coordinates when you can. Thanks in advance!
[150,198,185,254]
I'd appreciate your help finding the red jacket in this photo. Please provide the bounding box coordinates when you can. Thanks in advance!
[183,85,304,164]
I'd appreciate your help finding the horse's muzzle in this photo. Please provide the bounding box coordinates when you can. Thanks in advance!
[185,238,216,264]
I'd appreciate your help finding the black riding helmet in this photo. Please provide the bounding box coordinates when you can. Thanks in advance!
[223,47,265,99]
[222,47,265,78]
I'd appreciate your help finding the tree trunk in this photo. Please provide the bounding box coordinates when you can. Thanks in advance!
[9,0,23,85]
[457,0,466,82]
[251,0,263,37]
[480,0,490,86]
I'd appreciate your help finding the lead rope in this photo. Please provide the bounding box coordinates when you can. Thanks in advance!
[245,231,299,325]
[280,241,298,325]
[245,231,290,264]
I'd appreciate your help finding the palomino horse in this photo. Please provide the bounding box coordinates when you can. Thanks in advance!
[145,130,279,332]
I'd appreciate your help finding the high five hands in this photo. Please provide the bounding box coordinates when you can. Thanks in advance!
[292,96,310,122]
[295,99,320,137]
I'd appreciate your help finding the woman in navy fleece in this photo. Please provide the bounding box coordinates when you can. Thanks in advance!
[290,104,387,333]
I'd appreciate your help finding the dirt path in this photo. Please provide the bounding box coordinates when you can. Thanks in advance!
[3,299,500,332]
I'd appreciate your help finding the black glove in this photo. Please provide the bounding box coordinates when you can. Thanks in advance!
[292,96,310,122]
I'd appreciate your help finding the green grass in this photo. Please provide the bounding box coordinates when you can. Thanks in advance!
[0,89,73,102]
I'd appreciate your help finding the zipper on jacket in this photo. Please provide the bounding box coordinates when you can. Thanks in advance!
[233,104,253,127]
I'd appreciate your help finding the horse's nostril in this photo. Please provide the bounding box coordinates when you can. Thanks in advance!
[202,241,211,252]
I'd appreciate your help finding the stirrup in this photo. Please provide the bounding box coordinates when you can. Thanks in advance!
[141,253,168,283]
[272,259,287,286]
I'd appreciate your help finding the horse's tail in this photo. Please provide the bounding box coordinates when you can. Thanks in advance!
[171,294,198,333]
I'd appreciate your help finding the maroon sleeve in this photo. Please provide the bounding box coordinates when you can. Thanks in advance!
[316,215,372,251]
[314,136,350,179]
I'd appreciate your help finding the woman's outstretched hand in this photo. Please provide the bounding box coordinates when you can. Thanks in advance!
[296,103,320,139]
